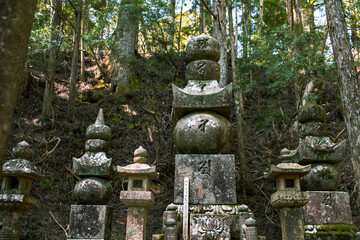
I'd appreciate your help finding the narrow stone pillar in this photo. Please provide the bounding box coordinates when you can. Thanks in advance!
[0,141,44,240]
[279,208,305,240]
[118,146,159,240]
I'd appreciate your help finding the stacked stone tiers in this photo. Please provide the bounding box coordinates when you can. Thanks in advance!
[67,109,114,240]
[293,103,360,239]
[155,34,264,240]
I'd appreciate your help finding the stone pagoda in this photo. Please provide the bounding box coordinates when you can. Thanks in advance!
[290,103,360,239]
[67,109,116,240]
[153,34,264,239]
[0,141,44,240]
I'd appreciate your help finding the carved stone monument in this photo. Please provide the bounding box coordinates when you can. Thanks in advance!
[0,141,44,240]
[153,34,264,240]
[286,103,360,239]
[67,109,115,240]
[118,146,158,240]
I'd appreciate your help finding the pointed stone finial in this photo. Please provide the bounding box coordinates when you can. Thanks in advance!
[134,146,147,163]
[95,108,105,125]
[279,148,292,162]
[12,141,32,159]
[86,108,111,140]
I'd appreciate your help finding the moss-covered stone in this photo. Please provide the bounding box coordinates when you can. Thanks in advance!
[298,103,326,123]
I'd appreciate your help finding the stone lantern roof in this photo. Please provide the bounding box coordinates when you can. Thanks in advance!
[2,141,44,180]
[265,162,311,180]
[117,146,158,180]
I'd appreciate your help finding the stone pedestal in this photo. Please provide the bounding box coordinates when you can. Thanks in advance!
[280,208,305,240]
[67,205,112,240]
[174,154,236,204]
[303,191,353,225]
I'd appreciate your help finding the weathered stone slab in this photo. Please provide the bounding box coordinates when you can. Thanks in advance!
[190,214,231,239]
[174,154,236,204]
[68,205,112,240]
[303,191,353,225]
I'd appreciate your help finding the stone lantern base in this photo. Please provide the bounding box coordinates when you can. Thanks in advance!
[67,205,112,240]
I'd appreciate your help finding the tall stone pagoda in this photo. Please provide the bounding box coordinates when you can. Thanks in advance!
[153,34,264,240]
[67,109,115,240]
[290,103,360,239]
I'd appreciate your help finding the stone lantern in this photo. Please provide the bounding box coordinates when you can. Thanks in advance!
[265,148,311,240]
[118,146,158,240]
[0,141,44,239]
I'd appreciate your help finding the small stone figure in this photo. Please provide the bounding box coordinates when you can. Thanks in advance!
[118,146,159,240]
[0,141,44,240]
[67,109,115,240]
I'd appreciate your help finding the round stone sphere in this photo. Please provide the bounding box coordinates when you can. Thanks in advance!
[75,177,112,204]
[174,111,233,154]
[301,163,340,191]
[186,34,220,62]
[298,103,326,123]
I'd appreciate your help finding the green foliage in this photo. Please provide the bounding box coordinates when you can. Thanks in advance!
[254,104,284,129]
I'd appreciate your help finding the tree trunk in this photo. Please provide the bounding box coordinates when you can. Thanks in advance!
[229,0,247,198]
[349,0,359,62]
[0,0,36,166]
[42,0,62,122]
[241,0,250,58]
[213,0,228,87]
[68,1,82,122]
[324,0,360,206]
[200,0,205,34]
[80,0,89,83]
[169,0,176,51]
[111,0,141,94]
[257,0,264,35]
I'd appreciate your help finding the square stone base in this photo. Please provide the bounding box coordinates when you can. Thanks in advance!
[303,191,353,225]
[67,205,112,240]
[174,154,236,204]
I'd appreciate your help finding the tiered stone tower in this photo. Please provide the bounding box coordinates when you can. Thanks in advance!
[153,34,263,239]
[67,109,115,240]
[0,141,44,240]
[289,103,360,239]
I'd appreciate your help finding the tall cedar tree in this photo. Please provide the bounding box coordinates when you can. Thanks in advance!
[0,1,37,166]
[325,0,360,205]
